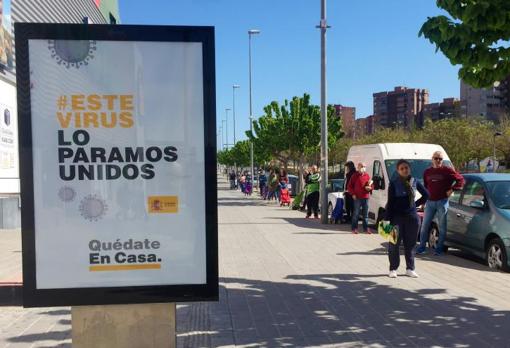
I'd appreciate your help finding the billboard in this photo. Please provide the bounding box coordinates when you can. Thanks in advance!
[16,23,218,307]
[0,0,13,71]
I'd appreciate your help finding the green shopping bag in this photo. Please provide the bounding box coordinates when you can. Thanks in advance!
[378,220,399,245]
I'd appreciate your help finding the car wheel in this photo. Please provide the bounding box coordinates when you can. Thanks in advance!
[428,224,439,250]
[486,238,509,272]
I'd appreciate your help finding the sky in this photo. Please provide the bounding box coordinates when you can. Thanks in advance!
[119,0,459,147]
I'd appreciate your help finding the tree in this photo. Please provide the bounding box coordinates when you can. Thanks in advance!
[419,0,510,88]
[247,94,343,186]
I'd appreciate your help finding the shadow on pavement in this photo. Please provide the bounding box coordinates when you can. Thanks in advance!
[178,274,510,347]
[265,217,350,233]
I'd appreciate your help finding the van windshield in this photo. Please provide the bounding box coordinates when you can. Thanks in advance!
[385,159,453,183]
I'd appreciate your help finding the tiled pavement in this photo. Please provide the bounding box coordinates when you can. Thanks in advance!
[1,176,510,347]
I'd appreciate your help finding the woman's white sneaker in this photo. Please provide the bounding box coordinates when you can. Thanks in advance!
[388,270,398,278]
[406,269,419,278]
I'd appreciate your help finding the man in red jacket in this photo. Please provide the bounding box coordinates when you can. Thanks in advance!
[348,162,373,234]
[417,151,465,255]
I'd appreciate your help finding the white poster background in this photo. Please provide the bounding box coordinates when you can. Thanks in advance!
[0,79,19,184]
[29,40,207,289]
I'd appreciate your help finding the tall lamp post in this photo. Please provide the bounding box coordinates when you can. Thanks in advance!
[318,0,330,224]
[225,108,231,149]
[248,29,260,180]
[221,120,226,150]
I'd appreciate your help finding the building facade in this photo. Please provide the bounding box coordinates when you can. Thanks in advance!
[373,86,429,128]
[460,80,507,122]
[422,98,467,122]
[354,115,375,138]
[334,104,356,138]
[0,0,119,227]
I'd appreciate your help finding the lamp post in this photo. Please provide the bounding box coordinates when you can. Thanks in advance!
[225,108,231,149]
[248,29,260,179]
[318,0,330,224]
[494,131,503,162]
[232,85,240,146]
[221,120,226,150]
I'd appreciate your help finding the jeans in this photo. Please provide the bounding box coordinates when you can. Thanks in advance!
[418,199,449,253]
[352,198,369,232]
[388,214,420,271]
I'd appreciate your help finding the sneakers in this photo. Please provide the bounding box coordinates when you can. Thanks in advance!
[305,215,311,219]
[352,229,359,234]
[406,269,419,278]
[389,270,398,278]
[365,229,373,235]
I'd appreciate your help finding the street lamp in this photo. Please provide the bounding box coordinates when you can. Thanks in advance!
[317,0,330,224]
[225,108,231,149]
[494,131,503,162]
[232,85,240,146]
[221,119,226,150]
[248,29,260,179]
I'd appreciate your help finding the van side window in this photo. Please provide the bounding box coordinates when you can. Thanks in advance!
[373,161,384,190]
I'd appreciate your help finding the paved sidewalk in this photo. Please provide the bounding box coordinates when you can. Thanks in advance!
[1,175,510,347]
[177,176,510,347]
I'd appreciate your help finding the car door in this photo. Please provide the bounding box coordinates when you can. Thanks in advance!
[446,181,464,243]
[369,160,385,221]
[454,179,491,253]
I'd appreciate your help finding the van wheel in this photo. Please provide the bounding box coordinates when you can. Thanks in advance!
[486,238,509,272]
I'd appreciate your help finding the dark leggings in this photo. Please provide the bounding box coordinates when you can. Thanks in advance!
[307,191,320,217]
[388,214,420,271]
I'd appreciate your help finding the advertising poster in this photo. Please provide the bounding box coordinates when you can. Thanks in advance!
[17,24,218,307]
[0,87,17,180]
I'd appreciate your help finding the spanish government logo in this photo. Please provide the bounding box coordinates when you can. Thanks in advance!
[48,40,97,68]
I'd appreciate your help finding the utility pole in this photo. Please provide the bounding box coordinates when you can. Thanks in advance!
[233,85,240,146]
[318,0,330,224]
[248,29,260,179]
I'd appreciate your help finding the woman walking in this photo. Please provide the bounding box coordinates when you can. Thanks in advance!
[384,160,429,278]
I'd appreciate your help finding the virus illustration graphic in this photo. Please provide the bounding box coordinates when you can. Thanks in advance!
[79,194,108,222]
[48,40,97,68]
[58,186,76,202]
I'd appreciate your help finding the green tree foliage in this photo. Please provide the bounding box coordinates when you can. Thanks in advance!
[247,94,342,170]
[217,140,268,168]
[419,0,510,88]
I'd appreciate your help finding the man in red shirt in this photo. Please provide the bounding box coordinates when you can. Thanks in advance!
[417,151,464,255]
[348,162,373,234]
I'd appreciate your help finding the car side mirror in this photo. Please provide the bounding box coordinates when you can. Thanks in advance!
[373,176,385,190]
[470,200,485,209]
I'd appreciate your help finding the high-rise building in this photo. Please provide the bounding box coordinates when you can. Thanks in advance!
[354,115,375,138]
[422,98,467,122]
[334,104,355,137]
[460,80,507,122]
[373,86,429,128]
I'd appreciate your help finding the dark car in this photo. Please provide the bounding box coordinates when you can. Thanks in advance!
[427,173,510,272]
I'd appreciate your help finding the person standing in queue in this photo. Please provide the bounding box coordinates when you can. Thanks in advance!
[417,151,464,255]
[343,161,356,223]
[348,162,373,234]
[305,165,321,219]
[384,160,429,278]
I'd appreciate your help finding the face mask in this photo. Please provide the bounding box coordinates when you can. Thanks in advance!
[360,167,366,173]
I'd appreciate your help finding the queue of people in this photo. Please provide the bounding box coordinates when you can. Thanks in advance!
[226,150,465,279]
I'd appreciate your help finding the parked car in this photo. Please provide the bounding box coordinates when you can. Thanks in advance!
[347,143,453,226]
[425,173,510,272]
[327,179,345,217]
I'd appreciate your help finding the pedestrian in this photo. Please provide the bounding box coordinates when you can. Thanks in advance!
[305,165,321,219]
[229,170,236,189]
[348,162,373,234]
[267,170,279,201]
[384,160,429,278]
[343,161,356,223]
[417,151,464,255]
[239,172,247,194]
[259,170,268,198]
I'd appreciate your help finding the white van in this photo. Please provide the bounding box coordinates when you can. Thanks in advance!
[347,143,452,224]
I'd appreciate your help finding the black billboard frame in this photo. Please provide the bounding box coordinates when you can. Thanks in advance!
[15,22,218,308]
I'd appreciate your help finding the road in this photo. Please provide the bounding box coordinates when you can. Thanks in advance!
[1,175,509,347]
